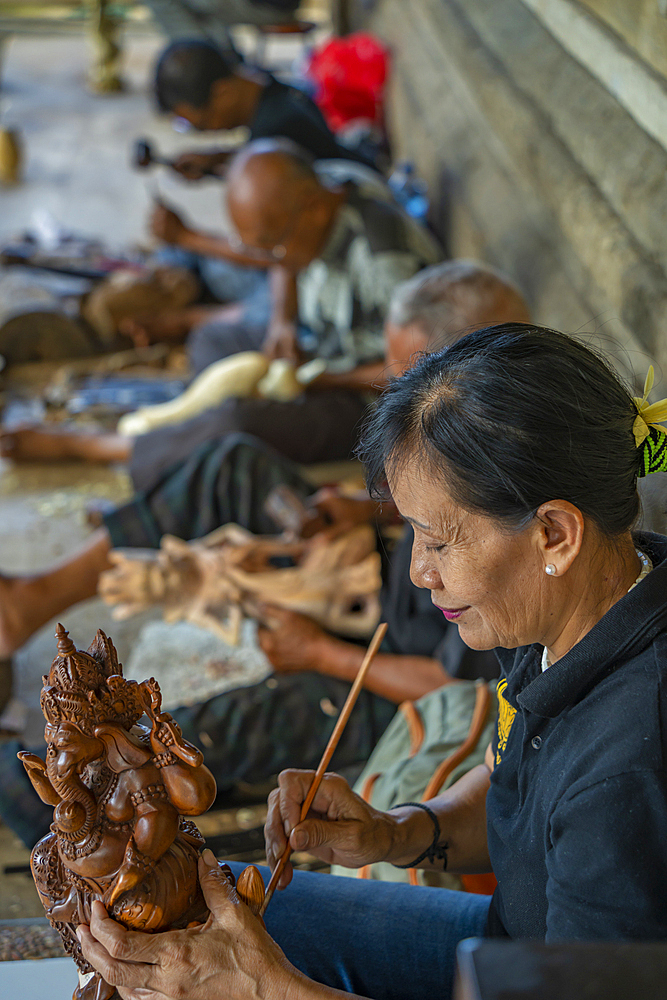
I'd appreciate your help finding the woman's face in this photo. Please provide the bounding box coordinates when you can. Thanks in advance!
[389,456,548,650]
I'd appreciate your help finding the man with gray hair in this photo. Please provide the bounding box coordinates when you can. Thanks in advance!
[311,258,531,395]
[386,259,530,351]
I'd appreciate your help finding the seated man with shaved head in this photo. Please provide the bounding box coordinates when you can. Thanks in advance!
[188,138,441,368]
[2,140,442,489]
[140,39,381,311]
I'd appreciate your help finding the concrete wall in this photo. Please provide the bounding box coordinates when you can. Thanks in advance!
[578,0,667,80]
[360,0,667,387]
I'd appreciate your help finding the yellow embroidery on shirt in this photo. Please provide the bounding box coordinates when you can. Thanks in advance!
[496,678,516,765]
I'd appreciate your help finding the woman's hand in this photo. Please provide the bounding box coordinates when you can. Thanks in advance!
[264,769,400,890]
[77,851,298,1000]
[257,607,333,674]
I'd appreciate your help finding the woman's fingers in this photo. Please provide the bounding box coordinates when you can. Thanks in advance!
[278,770,355,826]
[197,851,241,919]
[289,816,336,853]
[88,902,162,964]
[77,924,159,994]
[276,770,319,836]
[264,787,292,880]
[265,770,367,867]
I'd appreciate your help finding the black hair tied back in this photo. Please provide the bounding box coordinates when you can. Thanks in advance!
[358,324,642,536]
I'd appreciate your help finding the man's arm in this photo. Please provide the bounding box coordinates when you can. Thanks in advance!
[171,150,233,181]
[181,230,276,268]
[151,205,275,268]
[263,265,300,361]
[313,636,451,703]
[257,607,451,703]
[311,360,391,393]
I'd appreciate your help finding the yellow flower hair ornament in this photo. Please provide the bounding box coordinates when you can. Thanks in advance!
[633,366,667,477]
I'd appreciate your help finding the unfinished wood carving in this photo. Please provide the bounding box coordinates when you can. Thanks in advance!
[99,523,381,645]
[19,625,264,1000]
[116,352,325,438]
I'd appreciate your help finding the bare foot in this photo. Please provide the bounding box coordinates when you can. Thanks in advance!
[1,426,78,462]
[0,575,41,657]
[0,425,132,464]
[0,529,112,655]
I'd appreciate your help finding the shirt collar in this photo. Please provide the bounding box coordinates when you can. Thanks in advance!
[501,532,667,719]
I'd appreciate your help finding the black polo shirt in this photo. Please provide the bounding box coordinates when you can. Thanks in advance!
[249,75,373,166]
[487,531,667,940]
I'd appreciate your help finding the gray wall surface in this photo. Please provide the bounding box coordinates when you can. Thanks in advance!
[362,0,667,388]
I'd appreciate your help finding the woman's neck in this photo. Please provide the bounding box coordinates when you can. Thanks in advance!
[545,533,641,664]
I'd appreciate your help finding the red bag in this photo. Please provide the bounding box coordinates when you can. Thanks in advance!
[307,32,390,132]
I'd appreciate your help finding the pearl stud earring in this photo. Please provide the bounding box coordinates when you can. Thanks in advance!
[545,564,557,576]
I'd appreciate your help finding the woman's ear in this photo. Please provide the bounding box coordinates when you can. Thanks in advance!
[534,500,585,576]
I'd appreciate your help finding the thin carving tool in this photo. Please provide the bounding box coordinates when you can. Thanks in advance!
[259,621,388,917]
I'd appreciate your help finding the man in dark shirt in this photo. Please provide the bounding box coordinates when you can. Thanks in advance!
[153,39,374,178]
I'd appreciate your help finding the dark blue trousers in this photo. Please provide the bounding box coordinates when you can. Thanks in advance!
[228,862,491,1000]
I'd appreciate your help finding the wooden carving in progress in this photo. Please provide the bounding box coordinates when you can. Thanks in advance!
[116,352,325,438]
[99,523,382,645]
[19,625,265,1000]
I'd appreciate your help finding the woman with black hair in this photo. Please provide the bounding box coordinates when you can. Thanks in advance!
[78,324,667,1000]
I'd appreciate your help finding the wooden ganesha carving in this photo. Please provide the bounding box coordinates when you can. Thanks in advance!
[18,624,258,1000]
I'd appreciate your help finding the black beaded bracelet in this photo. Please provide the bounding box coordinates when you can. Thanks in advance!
[389,802,448,870]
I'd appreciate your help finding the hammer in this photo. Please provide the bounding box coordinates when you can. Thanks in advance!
[133,139,175,170]
[133,138,221,177]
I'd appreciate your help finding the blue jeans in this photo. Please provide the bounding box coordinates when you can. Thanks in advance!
[227,863,491,1000]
